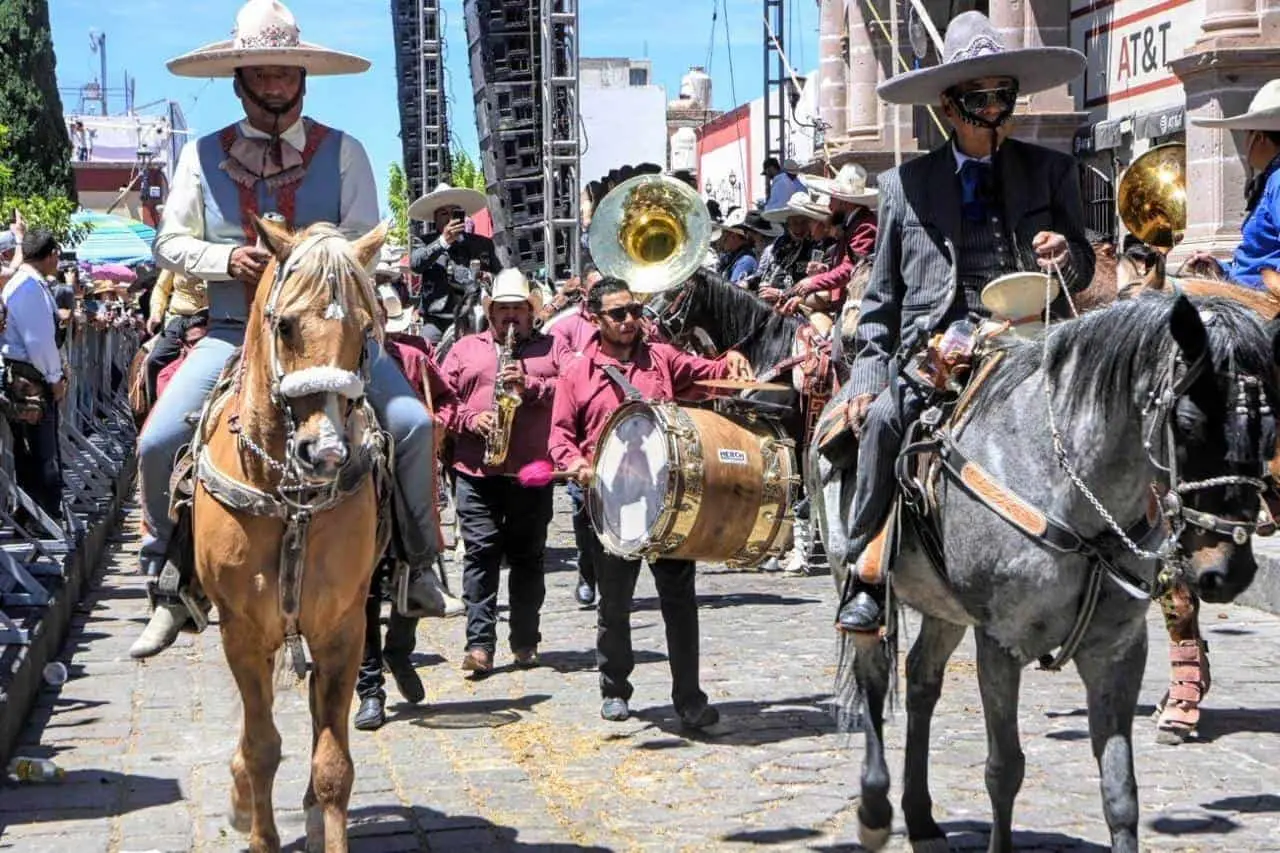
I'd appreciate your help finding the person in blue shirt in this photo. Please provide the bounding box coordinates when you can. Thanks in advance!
[715,208,760,284]
[1193,80,1280,289]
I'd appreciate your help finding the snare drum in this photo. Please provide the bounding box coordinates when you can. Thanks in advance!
[588,401,797,566]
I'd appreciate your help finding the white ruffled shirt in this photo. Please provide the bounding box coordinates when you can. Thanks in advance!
[153,118,379,281]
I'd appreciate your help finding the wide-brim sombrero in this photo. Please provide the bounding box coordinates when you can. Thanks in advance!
[1192,80,1280,131]
[877,11,1085,106]
[167,0,370,78]
[408,184,488,221]
[981,271,1059,338]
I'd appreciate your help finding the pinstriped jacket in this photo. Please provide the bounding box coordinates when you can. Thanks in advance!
[847,138,1095,398]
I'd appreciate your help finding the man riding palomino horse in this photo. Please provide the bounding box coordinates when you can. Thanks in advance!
[131,0,446,659]
[833,11,1095,631]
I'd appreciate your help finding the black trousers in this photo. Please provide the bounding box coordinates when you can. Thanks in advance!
[145,314,200,399]
[455,473,553,653]
[357,561,419,700]
[590,533,706,712]
[565,480,596,587]
[11,398,62,521]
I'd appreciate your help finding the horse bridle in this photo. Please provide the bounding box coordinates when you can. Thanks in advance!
[239,232,377,502]
[651,276,770,355]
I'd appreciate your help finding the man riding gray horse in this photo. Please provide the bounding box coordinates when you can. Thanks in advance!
[834,11,1095,631]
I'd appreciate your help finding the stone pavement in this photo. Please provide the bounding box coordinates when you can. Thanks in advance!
[2,494,1280,852]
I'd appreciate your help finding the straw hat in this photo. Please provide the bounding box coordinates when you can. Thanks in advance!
[483,268,544,314]
[877,11,1085,106]
[801,163,879,205]
[980,271,1060,339]
[377,284,414,334]
[762,192,829,223]
[408,182,488,221]
[166,0,371,78]
[1192,79,1280,131]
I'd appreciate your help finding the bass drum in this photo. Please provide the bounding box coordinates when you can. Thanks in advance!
[588,401,797,566]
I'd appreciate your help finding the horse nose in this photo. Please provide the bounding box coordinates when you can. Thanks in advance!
[1197,568,1228,602]
[296,438,348,471]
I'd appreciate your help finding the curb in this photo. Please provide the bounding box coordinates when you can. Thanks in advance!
[0,454,136,770]
[1242,537,1280,617]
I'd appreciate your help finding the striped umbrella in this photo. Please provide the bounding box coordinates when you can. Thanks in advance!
[68,210,157,265]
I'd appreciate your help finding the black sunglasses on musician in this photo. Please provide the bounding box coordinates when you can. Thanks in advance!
[951,87,1018,114]
[602,303,644,322]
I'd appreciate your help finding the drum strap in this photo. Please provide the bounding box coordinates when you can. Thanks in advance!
[602,364,645,402]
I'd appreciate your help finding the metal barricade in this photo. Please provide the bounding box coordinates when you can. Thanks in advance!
[0,319,139,644]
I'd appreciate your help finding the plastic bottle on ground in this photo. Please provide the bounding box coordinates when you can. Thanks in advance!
[42,661,68,687]
[6,757,66,783]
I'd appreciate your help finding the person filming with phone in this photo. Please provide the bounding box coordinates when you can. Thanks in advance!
[409,183,500,345]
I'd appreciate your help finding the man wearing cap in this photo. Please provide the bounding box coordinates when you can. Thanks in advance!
[1191,79,1280,289]
[438,268,570,674]
[716,209,761,284]
[781,164,880,318]
[408,183,501,344]
[130,0,445,659]
[835,11,1094,632]
[762,157,807,212]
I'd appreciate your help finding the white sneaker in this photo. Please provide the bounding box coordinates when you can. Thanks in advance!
[129,603,189,659]
[783,519,812,575]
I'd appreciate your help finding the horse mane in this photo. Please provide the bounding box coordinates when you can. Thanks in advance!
[690,269,804,364]
[261,223,382,341]
[978,293,1274,421]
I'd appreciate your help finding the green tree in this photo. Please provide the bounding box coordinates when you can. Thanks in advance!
[0,125,80,242]
[451,149,486,192]
[0,0,75,200]
[386,162,410,249]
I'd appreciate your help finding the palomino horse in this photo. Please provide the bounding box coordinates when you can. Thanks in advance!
[811,293,1277,852]
[193,219,388,852]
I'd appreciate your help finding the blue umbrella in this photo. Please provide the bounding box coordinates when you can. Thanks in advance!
[68,210,157,265]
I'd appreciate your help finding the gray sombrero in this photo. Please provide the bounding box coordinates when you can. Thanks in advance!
[167,0,370,78]
[408,182,488,221]
[1192,80,1280,131]
[877,11,1085,106]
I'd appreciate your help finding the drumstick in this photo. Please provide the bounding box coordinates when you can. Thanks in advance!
[517,460,577,488]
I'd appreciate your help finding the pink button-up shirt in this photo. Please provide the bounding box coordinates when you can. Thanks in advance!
[548,335,731,470]
[549,308,596,354]
[440,329,570,477]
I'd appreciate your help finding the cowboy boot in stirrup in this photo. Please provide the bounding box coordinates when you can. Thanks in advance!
[836,582,884,632]
[130,603,191,659]
[1155,639,1211,745]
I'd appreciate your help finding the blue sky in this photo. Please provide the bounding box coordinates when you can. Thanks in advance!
[48,0,817,216]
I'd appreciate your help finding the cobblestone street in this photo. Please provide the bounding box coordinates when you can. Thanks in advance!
[2,494,1280,852]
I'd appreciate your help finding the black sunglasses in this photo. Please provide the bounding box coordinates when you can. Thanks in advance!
[951,87,1018,114]
[601,303,644,322]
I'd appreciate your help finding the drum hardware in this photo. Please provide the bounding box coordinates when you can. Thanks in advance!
[696,378,791,392]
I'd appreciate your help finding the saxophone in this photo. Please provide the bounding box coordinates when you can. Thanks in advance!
[483,324,523,467]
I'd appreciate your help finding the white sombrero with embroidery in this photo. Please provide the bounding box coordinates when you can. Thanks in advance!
[980,271,1060,339]
[801,163,879,205]
[408,182,488,221]
[762,191,829,223]
[167,0,370,78]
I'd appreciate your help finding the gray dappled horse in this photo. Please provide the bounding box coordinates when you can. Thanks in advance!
[808,293,1278,852]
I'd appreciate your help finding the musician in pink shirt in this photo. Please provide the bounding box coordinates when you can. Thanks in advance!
[548,276,752,729]
[439,269,570,675]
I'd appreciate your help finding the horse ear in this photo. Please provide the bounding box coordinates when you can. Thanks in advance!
[253,216,295,263]
[351,221,389,270]
[1169,294,1208,365]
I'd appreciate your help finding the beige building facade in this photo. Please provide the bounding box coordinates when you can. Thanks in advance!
[816,0,1280,260]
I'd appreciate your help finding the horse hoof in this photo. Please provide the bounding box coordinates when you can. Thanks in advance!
[858,822,892,851]
[305,805,325,852]
[229,807,252,834]
[911,837,950,853]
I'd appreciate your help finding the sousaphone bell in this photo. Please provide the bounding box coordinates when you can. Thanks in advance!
[587,173,714,295]
[1117,142,1187,251]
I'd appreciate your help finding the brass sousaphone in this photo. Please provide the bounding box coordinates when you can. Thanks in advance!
[587,173,714,295]
[1117,142,1187,251]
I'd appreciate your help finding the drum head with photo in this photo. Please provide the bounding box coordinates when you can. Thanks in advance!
[590,407,671,554]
